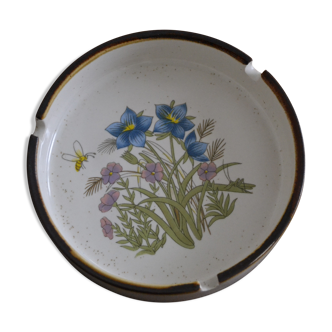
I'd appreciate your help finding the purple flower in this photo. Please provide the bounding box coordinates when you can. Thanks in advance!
[100,217,113,240]
[99,190,120,212]
[141,163,164,183]
[198,162,217,181]
[100,163,123,184]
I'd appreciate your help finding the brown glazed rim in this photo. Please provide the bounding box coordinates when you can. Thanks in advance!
[27,30,305,302]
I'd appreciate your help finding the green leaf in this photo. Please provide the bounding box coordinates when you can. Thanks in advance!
[183,152,189,164]
[135,250,155,257]
[145,130,153,137]
[243,183,256,190]
[181,163,201,192]
[123,195,131,202]
[148,234,157,239]
[128,212,139,218]
[225,194,230,211]
[173,136,181,145]
[226,198,237,216]
[117,240,129,244]
[189,157,194,167]
[161,233,167,247]
[140,245,152,250]
[151,240,157,248]
[121,245,139,251]
[126,178,129,188]
[137,197,200,241]
[134,204,194,248]
[179,140,186,150]
[216,162,241,174]
[128,236,139,247]
[137,230,147,240]
[137,111,144,117]
[139,153,154,164]
[207,197,218,205]
[154,240,162,252]
[219,192,224,206]
[112,187,125,190]
[118,203,135,208]
[156,132,171,140]
[132,219,143,226]
[137,235,143,245]
[156,225,160,236]
[205,211,222,218]
[170,100,175,108]
[185,116,196,120]
[127,144,133,152]
[206,207,220,212]
[122,225,131,230]
[205,203,220,210]
[209,215,226,227]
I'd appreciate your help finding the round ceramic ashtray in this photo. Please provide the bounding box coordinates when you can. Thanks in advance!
[27,30,304,302]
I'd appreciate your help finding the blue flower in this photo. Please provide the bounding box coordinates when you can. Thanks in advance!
[185,131,209,162]
[153,103,194,139]
[105,108,152,149]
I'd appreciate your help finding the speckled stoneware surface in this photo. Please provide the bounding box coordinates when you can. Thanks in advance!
[28,31,304,302]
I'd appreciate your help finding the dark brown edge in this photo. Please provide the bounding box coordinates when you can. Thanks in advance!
[36,30,251,120]
[217,70,305,284]
[27,30,304,301]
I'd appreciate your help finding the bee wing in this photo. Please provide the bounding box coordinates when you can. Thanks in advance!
[73,140,84,157]
[62,154,80,162]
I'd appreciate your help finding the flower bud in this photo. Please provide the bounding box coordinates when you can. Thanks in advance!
[121,151,139,165]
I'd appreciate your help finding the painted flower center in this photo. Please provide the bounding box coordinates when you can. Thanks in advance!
[166,112,180,124]
[204,170,208,173]
[151,172,155,175]
[123,123,135,132]
[109,172,113,176]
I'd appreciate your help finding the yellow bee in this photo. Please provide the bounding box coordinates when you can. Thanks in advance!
[62,141,96,172]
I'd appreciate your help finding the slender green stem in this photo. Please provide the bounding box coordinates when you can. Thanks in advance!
[114,203,125,218]
[145,236,151,248]
[169,135,187,196]
[122,171,141,174]
[196,180,209,237]
[169,135,186,226]
[125,188,132,197]
[159,182,168,197]
[169,134,176,162]
[166,154,184,200]
[159,181,176,220]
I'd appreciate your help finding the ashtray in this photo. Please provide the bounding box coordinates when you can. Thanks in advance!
[27,30,304,301]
